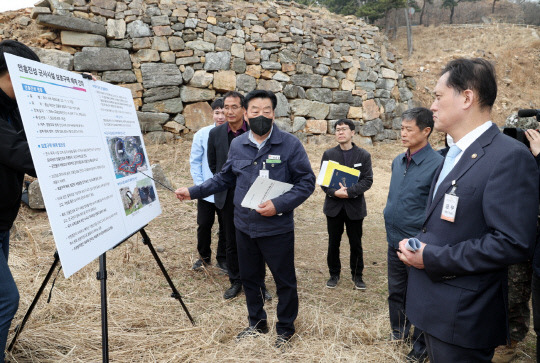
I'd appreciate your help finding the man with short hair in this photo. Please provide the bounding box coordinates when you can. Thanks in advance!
[176,90,315,348]
[207,91,247,299]
[398,58,539,361]
[321,119,373,290]
[384,107,442,362]
[189,98,227,273]
[0,40,40,361]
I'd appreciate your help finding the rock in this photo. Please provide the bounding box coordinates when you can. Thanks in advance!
[126,19,152,38]
[332,91,353,104]
[275,93,290,118]
[306,88,332,103]
[305,119,327,134]
[237,74,257,92]
[314,64,330,75]
[347,106,363,119]
[261,61,281,70]
[213,70,236,92]
[245,65,262,78]
[328,103,350,119]
[278,49,297,64]
[356,136,373,147]
[183,101,214,131]
[182,67,194,82]
[152,36,170,51]
[108,39,132,49]
[74,47,131,71]
[292,117,306,132]
[28,180,45,210]
[399,87,414,101]
[18,16,32,27]
[291,74,322,88]
[133,37,152,50]
[231,43,245,58]
[163,120,185,134]
[37,14,106,36]
[137,111,169,132]
[144,131,174,144]
[168,37,185,51]
[272,71,290,82]
[376,78,396,91]
[31,47,74,70]
[189,70,214,88]
[91,0,116,10]
[274,117,292,133]
[141,63,182,88]
[245,51,261,65]
[185,40,215,52]
[143,86,180,103]
[257,79,283,93]
[184,18,198,28]
[132,49,160,62]
[362,99,380,121]
[356,81,376,91]
[310,102,330,119]
[216,36,232,51]
[151,15,169,26]
[359,118,383,136]
[381,67,398,79]
[153,26,173,37]
[290,99,312,117]
[107,19,126,39]
[180,86,216,103]
[231,58,247,74]
[340,79,355,91]
[204,51,231,71]
[176,56,200,66]
[31,7,51,19]
[322,76,339,89]
[142,98,183,114]
[102,70,137,83]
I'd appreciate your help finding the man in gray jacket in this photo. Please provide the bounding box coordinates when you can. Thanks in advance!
[384,108,442,362]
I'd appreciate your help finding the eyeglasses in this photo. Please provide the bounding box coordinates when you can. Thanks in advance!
[224,105,242,111]
[335,127,350,133]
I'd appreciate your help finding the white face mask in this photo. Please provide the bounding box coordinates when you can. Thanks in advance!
[446,134,454,147]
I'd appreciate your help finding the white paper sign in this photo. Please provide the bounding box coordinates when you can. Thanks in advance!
[241,176,293,210]
[6,54,162,277]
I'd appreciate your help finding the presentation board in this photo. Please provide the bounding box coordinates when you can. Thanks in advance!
[6,54,162,277]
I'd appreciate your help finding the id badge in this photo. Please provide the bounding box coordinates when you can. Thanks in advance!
[259,169,269,179]
[441,193,459,222]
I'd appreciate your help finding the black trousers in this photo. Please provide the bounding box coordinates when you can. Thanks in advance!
[387,246,426,354]
[236,229,297,337]
[326,208,364,278]
[424,333,494,363]
[196,199,226,264]
[220,190,240,284]
[532,272,540,363]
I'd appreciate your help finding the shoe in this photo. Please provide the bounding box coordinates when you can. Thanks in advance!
[326,275,339,288]
[275,334,293,349]
[236,323,269,340]
[353,276,366,290]
[192,258,209,271]
[224,282,242,300]
[263,289,272,301]
[216,260,228,275]
[492,340,518,363]
[406,349,428,363]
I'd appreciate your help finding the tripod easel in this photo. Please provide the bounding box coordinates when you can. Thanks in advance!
[7,227,194,362]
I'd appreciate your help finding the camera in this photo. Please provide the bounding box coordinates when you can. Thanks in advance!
[503,109,540,149]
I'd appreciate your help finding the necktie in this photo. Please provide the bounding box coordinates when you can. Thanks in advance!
[433,145,461,198]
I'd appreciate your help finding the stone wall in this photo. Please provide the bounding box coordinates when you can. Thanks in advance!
[28,0,417,144]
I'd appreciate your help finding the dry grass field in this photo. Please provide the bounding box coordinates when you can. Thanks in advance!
[4,16,540,363]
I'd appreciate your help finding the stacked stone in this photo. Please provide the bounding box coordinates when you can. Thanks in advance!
[30,0,417,144]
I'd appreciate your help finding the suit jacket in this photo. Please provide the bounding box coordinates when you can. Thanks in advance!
[406,124,539,349]
[320,143,373,220]
[207,121,249,209]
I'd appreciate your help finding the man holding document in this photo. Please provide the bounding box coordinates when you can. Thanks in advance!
[175,90,315,348]
[320,119,373,290]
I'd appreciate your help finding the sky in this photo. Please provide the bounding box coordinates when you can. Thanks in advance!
[0,0,37,12]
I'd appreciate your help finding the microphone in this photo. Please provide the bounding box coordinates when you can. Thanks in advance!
[518,109,540,118]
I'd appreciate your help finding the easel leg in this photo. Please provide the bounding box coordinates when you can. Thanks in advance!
[97,253,109,363]
[8,251,60,352]
[139,228,195,325]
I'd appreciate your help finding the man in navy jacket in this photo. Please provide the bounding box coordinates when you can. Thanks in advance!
[176,90,315,348]
[398,58,539,362]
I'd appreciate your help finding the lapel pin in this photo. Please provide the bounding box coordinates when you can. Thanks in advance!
[471,153,477,159]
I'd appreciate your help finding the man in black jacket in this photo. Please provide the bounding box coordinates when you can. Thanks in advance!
[0,40,40,362]
[321,119,373,290]
[207,91,248,300]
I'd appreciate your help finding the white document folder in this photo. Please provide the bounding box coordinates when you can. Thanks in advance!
[241,176,293,209]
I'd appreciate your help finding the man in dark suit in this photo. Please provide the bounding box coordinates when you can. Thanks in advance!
[207,91,248,300]
[398,58,539,362]
[320,119,373,290]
